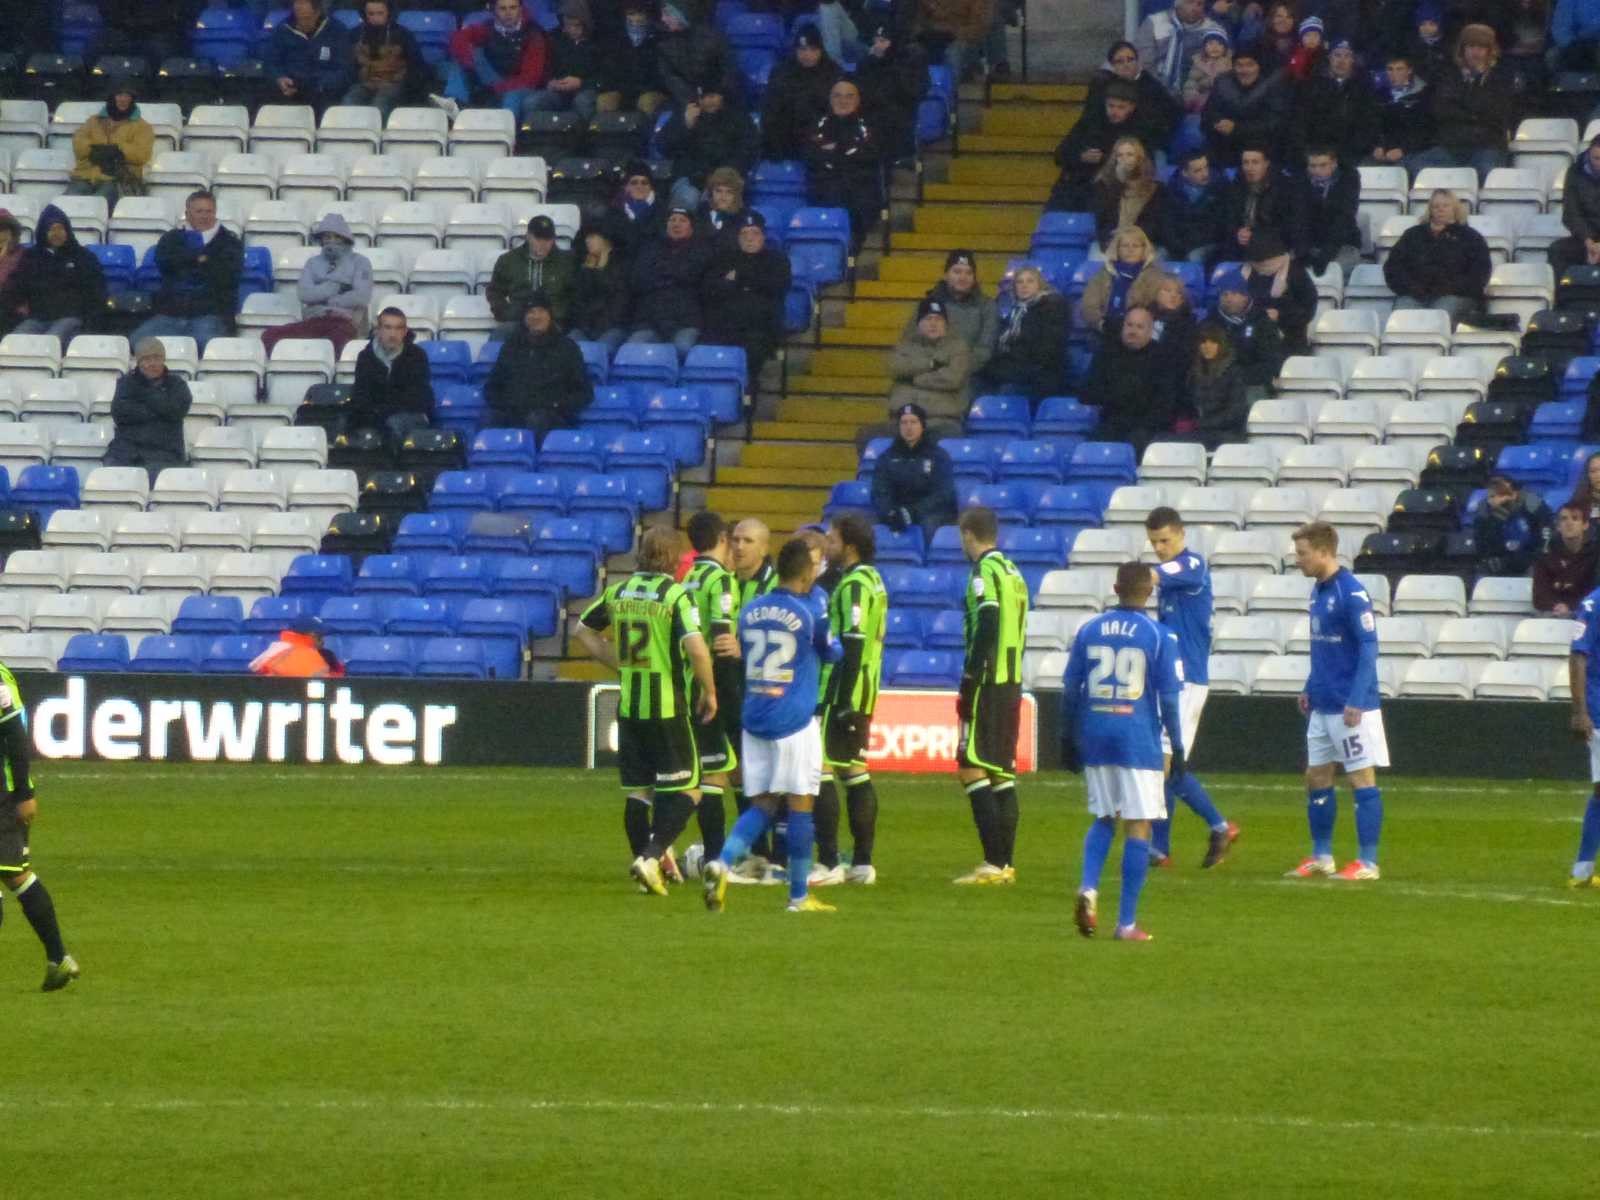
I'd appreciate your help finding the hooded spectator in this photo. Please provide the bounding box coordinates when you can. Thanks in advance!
[856,21,930,163]
[344,0,426,118]
[1091,135,1168,250]
[872,402,958,542]
[1202,46,1291,166]
[1220,142,1297,260]
[1047,79,1159,212]
[1183,27,1233,112]
[1134,0,1226,98]
[612,159,664,259]
[484,291,593,439]
[598,0,668,115]
[656,1,736,107]
[1079,225,1164,333]
[264,0,355,113]
[1088,40,1183,148]
[1414,22,1515,179]
[1,204,106,343]
[489,214,577,337]
[1293,38,1380,164]
[432,0,549,118]
[1242,230,1316,352]
[1080,304,1183,454]
[703,210,792,385]
[1208,266,1286,386]
[1186,320,1250,447]
[1162,149,1228,263]
[1473,474,1553,576]
[1371,52,1436,172]
[133,189,243,352]
[105,339,191,484]
[1550,135,1600,277]
[67,82,153,204]
[660,81,759,210]
[571,215,633,356]
[262,211,372,357]
[919,249,1000,374]
[762,25,845,161]
[1290,145,1363,279]
[629,207,714,358]
[1534,503,1599,614]
[803,80,883,253]
[888,297,974,421]
[1406,0,1452,81]
[1383,188,1491,324]
[524,0,604,122]
[976,265,1068,402]
[350,305,435,443]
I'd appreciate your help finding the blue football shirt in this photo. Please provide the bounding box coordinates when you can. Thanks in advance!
[1061,608,1184,771]
[1305,568,1381,714]
[739,587,842,739]
[1155,549,1212,686]
[1571,587,1600,722]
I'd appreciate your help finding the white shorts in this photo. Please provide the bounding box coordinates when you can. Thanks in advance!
[1160,683,1209,756]
[1085,765,1168,822]
[1305,709,1390,772]
[1587,732,1600,783]
[742,720,823,798]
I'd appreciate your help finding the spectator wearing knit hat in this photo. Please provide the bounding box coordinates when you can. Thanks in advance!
[872,402,958,543]
[484,291,593,441]
[1292,38,1380,166]
[855,21,929,164]
[1207,267,1286,388]
[703,210,791,386]
[914,249,1000,375]
[611,160,664,260]
[570,215,632,356]
[1242,229,1317,353]
[888,298,974,422]
[1133,0,1225,100]
[1201,45,1291,168]
[66,81,154,205]
[1182,27,1232,113]
[659,78,759,210]
[1287,15,1326,80]
[762,24,845,162]
[106,339,192,485]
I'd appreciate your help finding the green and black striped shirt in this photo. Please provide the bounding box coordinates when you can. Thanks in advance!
[580,572,703,719]
[963,549,1029,686]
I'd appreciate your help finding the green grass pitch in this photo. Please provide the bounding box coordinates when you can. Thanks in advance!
[3,761,1596,1197]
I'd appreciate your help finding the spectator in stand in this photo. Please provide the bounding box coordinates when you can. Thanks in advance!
[1383,188,1491,324]
[430,0,548,119]
[488,214,576,339]
[1254,1,1300,73]
[887,297,974,422]
[1551,136,1600,277]
[1087,40,1183,151]
[856,21,929,164]
[570,216,632,356]
[696,167,753,249]
[804,79,883,253]
[660,81,759,210]
[1046,80,1157,212]
[1220,142,1297,262]
[1412,23,1516,179]
[1292,38,1379,165]
[1371,52,1436,173]
[1534,504,1599,614]
[762,26,845,162]
[132,190,242,353]
[1571,451,1600,522]
[1091,136,1168,251]
[703,211,792,387]
[1081,304,1183,454]
[1182,28,1233,114]
[872,402,958,543]
[1186,320,1251,448]
[976,265,1068,403]
[612,160,663,260]
[629,208,713,359]
[920,249,999,376]
[66,82,153,205]
[1162,149,1228,264]
[1241,230,1316,353]
[1406,2,1452,83]
[350,306,435,445]
[1287,16,1325,80]
[1209,267,1287,387]
[1553,0,1600,70]
[484,291,593,439]
[264,0,355,115]
[1474,474,1553,577]
[598,0,667,116]
[261,213,372,358]
[1147,271,1199,369]
[343,0,426,119]
[656,1,735,108]
[0,212,25,335]
[0,205,106,344]
[1079,225,1164,333]
[523,0,604,122]
[1202,46,1291,167]
[105,339,191,484]
[1291,145,1363,279]
[1134,0,1225,100]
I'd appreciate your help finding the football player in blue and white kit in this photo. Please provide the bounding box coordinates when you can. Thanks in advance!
[1564,586,1600,886]
[1288,521,1386,881]
[1059,562,1187,942]
[704,538,843,914]
[1145,507,1239,869]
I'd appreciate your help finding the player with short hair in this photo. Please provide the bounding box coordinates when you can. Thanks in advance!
[812,513,888,886]
[1060,562,1186,942]
[1564,585,1600,886]
[680,511,741,866]
[1288,521,1386,881]
[1144,506,1239,868]
[575,525,718,896]
[725,517,779,869]
[0,661,79,990]
[704,537,843,913]
[953,506,1030,885]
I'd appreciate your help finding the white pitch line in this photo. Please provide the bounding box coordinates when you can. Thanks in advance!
[4,1094,1595,1143]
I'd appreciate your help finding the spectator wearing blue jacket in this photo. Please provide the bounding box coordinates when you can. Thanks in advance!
[1554,0,1600,69]
[871,402,958,544]
[264,0,355,115]
[1473,474,1554,577]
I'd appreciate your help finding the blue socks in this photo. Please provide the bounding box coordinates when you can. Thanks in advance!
[1119,837,1151,929]
[1171,772,1226,830]
[1150,816,1171,858]
[1353,786,1382,865]
[1081,817,1115,892]
[1307,787,1337,858]
[719,805,771,867]
[786,810,814,903]
[1578,793,1600,866]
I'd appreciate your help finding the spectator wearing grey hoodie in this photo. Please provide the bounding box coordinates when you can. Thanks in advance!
[1134,0,1224,100]
[907,250,999,376]
[262,212,373,358]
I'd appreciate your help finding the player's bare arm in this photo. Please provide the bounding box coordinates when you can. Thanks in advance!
[573,622,620,672]
[685,633,718,722]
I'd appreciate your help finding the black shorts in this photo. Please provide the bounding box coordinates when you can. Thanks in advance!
[821,706,871,771]
[695,704,739,775]
[619,715,701,794]
[957,683,1022,778]
[0,803,29,874]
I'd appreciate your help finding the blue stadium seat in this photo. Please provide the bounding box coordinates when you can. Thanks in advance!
[999,525,1068,568]
[384,595,460,636]
[392,511,467,555]
[1562,356,1600,400]
[435,384,487,436]
[478,575,561,636]
[610,342,678,387]
[786,207,852,263]
[127,635,204,673]
[534,519,601,596]
[539,430,605,490]
[882,566,963,610]
[242,245,274,294]
[424,555,494,596]
[1067,441,1138,483]
[567,475,638,555]
[960,483,1031,525]
[942,438,998,483]
[1032,483,1106,529]
[1530,401,1585,444]
[86,243,136,291]
[1033,396,1098,437]
[495,471,566,522]
[458,595,535,642]
[1030,211,1094,257]
[884,608,925,649]
[463,511,536,556]
[281,554,354,596]
[470,427,538,469]
[353,553,426,596]
[193,6,254,65]
[135,246,161,291]
[1027,253,1087,295]
[418,339,472,385]
[640,389,710,466]
[922,608,966,651]
[750,159,808,203]
[397,9,456,63]
[243,595,318,634]
[998,440,1064,484]
[200,635,272,673]
[1169,261,1205,300]
[171,594,244,635]
[966,395,1031,441]
[1495,444,1565,489]
[471,340,503,386]
[430,469,497,511]
[576,340,611,384]
[12,465,79,524]
[60,2,104,55]
[682,344,749,400]
[872,524,925,565]
[58,633,130,672]
[886,649,962,688]
[582,384,641,442]
[417,637,488,678]
[785,280,815,335]
[824,479,873,522]
[343,636,417,677]
[857,436,893,480]
[605,432,675,510]
[789,241,847,286]
[925,524,965,566]
[916,89,949,147]
[318,595,388,634]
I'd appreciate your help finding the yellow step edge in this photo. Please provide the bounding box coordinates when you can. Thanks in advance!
[716,465,844,487]
[988,83,1087,102]
[778,397,887,424]
[841,299,917,323]
[788,374,893,396]
[741,443,859,470]
[923,183,1050,203]
[851,281,935,301]
[914,206,1042,235]
[704,488,832,514]
[873,253,1014,282]
[750,419,873,441]
[959,134,1061,154]
[977,110,1079,138]
[891,232,1029,253]
[803,348,891,375]
[819,328,899,348]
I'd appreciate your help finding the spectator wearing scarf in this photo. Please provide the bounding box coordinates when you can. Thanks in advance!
[1079,225,1164,332]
